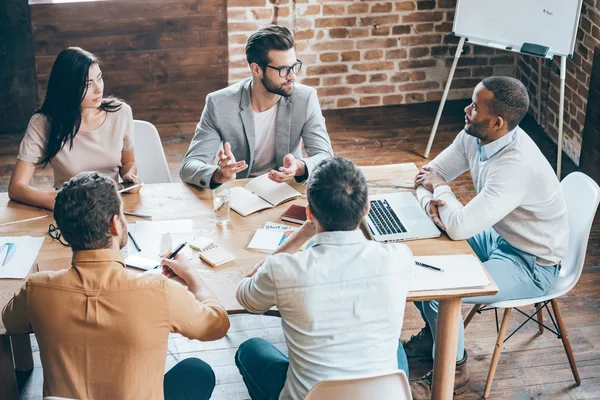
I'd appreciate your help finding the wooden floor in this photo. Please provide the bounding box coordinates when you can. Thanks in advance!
[2,101,600,399]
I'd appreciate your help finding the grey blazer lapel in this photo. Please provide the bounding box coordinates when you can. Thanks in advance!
[239,80,255,176]
[274,96,292,169]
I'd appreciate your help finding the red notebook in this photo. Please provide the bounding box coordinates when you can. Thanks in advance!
[281,205,307,225]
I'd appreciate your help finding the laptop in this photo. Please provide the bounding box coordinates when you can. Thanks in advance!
[363,192,441,242]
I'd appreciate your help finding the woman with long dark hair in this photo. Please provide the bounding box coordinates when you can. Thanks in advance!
[8,47,141,210]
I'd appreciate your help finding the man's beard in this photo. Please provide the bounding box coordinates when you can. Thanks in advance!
[464,117,488,141]
[262,75,294,97]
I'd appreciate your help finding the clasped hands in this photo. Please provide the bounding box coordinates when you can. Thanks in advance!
[414,165,448,231]
[212,142,301,184]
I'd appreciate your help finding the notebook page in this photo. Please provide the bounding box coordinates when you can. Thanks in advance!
[410,254,489,292]
[244,174,301,207]
[230,186,273,216]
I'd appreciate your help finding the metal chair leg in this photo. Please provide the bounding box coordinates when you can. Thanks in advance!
[551,299,581,385]
[464,304,481,329]
[483,308,512,399]
[534,303,544,334]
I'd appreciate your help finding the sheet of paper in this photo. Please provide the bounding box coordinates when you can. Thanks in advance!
[247,229,285,253]
[133,219,193,260]
[263,221,298,231]
[167,232,195,259]
[124,255,160,271]
[0,236,45,279]
[244,174,300,207]
[410,254,489,292]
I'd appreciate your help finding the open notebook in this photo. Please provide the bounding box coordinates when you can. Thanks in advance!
[230,174,301,217]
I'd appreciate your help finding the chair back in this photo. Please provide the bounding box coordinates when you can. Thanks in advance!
[552,172,600,297]
[133,120,172,184]
[304,370,412,400]
[43,397,76,400]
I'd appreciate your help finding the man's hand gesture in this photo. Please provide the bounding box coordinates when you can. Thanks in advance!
[269,154,301,183]
[213,142,248,184]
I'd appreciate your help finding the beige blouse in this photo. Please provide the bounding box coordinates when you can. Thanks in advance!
[18,102,134,188]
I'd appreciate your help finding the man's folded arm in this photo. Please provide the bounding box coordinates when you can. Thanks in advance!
[179,94,222,188]
[435,164,526,240]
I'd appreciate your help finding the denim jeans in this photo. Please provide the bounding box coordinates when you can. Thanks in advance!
[415,228,561,361]
[164,357,216,400]
[235,337,410,400]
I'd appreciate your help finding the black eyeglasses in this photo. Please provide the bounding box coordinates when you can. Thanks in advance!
[265,60,303,78]
[48,224,69,247]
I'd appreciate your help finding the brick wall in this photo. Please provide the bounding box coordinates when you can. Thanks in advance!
[227,0,516,110]
[516,2,595,165]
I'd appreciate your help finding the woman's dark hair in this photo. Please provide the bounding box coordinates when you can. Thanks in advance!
[37,47,122,167]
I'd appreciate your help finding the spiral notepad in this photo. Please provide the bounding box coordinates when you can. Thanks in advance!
[198,244,235,267]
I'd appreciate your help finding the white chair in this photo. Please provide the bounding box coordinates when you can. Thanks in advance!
[132,120,172,184]
[304,370,412,400]
[464,171,600,398]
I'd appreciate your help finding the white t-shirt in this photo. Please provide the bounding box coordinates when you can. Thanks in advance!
[251,104,278,176]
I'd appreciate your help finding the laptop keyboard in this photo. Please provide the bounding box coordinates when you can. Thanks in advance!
[369,199,407,235]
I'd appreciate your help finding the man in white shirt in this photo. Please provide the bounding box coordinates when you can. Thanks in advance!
[409,76,568,398]
[180,25,334,189]
[235,157,415,400]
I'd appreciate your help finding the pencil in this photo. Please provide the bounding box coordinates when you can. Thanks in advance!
[127,232,141,252]
[124,211,152,219]
[0,214,48,228]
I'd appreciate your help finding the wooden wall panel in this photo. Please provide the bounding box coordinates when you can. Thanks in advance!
[0,0,39,136]
[30,0,228,137]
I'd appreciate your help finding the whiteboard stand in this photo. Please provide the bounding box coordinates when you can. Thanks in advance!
[423,39,567,179]
[557,56,567,179]
[424,36,466,159]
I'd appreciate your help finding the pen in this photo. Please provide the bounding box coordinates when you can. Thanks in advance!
[118,182,144,194]
[127,232,141,252]
[153,242,187,269]
[124,211,152,219]
[416,261,444,272]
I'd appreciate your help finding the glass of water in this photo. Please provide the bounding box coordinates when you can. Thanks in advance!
[213,188,230,225]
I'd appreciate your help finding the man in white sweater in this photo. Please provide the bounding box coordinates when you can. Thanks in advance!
[235,157,415,400]
[409,76,568,398]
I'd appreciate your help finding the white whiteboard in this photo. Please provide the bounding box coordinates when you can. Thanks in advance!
[453,0,583,57]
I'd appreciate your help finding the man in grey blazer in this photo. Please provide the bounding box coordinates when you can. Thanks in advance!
[180,25,334,189]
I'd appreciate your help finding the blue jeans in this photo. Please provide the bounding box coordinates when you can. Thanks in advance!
[164,357,216,400]
[415,228,561,361]
[235,337,409,400]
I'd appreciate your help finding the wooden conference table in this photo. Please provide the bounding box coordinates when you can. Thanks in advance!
[0,163,498,400]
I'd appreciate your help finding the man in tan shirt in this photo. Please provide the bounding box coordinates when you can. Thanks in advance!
[2,172,230,400]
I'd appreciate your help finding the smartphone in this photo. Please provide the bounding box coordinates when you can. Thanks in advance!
[118,182,144,194]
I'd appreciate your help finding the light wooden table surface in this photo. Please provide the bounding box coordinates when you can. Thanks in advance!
[0,163,498,400]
